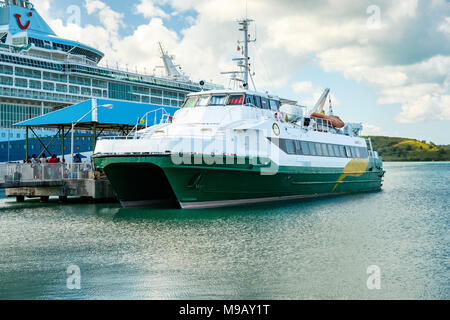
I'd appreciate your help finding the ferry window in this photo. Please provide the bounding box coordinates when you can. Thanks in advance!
[321,144,329,157]
[261,97,270,110]
[269,100,279,111]
[285,140,296,155]
[345,146,352,158]
[327,144,335,157]
[360,148,369,158]
[301,141,310,155]
[197,96,210,106]
[227,95,244,105]
[339,146,346,158]
[183,96,198,108]
[309,142,317,156]
[315,143,323,156]
[294,140,302,154]
[254,96,262,108]
[350,147,357,158]
[353,147,361,158]
[245,95,254,106]
[210,96,226,106]
[333,144,342,157]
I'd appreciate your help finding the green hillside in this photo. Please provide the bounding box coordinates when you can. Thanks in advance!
[364,136,450,162]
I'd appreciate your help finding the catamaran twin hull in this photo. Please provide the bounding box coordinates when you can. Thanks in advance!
[94,153,384,209]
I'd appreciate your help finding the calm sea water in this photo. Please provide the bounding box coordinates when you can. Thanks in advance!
[0,162,448,300]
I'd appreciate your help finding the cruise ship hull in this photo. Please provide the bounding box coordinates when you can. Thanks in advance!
[94,154,384,209]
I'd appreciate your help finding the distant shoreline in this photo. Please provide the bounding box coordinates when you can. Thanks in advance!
[365,136,450,162]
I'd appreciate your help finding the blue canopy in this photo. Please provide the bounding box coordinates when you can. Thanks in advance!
[14,98,179,130]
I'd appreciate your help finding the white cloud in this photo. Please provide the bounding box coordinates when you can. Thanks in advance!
[84,0,124,34]
[438,17,450,34]
[134,0,170,19]
[361,123,384,136]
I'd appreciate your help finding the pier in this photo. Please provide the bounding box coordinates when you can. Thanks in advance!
[0,163,116,202]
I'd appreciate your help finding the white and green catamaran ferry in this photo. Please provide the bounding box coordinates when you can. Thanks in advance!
[93,19,385,209]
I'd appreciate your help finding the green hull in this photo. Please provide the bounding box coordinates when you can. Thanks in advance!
[94,154,384,208]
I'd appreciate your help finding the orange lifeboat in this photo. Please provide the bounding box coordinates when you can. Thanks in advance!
[310,112,345,129]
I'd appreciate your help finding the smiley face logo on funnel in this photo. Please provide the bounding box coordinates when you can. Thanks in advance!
[15,12,33,30]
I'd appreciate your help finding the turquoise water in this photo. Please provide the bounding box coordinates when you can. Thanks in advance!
[0,162,448,300]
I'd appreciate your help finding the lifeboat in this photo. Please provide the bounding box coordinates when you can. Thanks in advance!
[310,112,345,129]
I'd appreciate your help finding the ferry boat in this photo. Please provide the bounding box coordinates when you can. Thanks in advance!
[93,19,385,209]
[0,0,220,162]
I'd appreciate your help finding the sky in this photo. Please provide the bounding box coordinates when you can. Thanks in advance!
[32,0,450,144]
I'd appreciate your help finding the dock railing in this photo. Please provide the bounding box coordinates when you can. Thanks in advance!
[0,163,94,185]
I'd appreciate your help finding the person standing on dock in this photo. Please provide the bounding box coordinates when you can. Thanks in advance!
[48,155,60,180]
[39,154,47,163]
[31,154,39,180]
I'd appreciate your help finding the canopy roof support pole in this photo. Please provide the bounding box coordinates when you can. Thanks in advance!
[61,125,65,162]
[25,126,29,161]
[93,123,97,152]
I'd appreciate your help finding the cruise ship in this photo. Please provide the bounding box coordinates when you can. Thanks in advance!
[93,19,385,209]
[0,0,219,162]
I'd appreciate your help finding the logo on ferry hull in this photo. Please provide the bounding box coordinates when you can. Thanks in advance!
[15,12,33,30]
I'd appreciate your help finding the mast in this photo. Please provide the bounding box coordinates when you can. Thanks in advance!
[239,19,250,87]
[222,19,256,90]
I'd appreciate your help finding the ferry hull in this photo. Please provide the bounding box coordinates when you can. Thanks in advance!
[94,154,384,209]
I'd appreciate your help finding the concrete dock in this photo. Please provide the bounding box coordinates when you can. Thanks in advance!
[1,163,116,202]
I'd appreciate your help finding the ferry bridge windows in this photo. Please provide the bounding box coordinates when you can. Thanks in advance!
[245,95,254,106]
[254,96,262,108]
[196,96,210,106]
[261,97,270,110]
[227,95,244,105]
[182,96,198,108]
[269,99,280,111]
[210,95,226,106]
